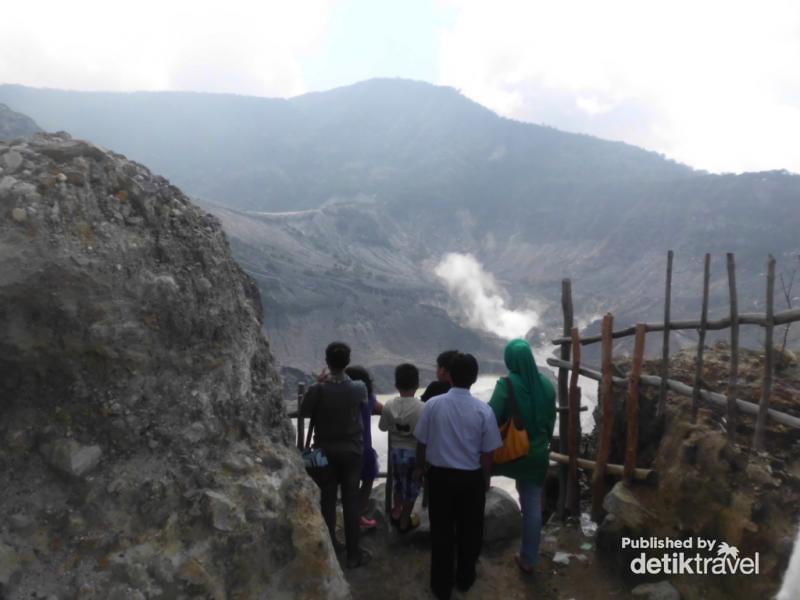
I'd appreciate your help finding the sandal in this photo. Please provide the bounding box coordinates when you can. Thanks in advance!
[514,554,534,575]
[346,548,372,569]
[360,516,377,530]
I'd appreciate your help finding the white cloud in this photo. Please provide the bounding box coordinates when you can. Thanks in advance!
[438,0,800,173]
[0,0,335,97]
[434,252,539,340]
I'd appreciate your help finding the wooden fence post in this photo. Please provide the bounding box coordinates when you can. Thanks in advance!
[591,313,614,521]
[296,383,306,450]
[386,436,394,525]
[658,250,673,417]
[566,327,582,516]
[754,255,776,449]
[624,324,646,483]
[557,279,573,520]
[691,254,711,422]
[726,253,739,439]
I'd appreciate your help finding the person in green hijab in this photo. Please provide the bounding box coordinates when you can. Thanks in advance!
[488,338,556,574]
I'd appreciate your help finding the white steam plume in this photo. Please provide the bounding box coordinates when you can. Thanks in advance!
[434,252,538,340]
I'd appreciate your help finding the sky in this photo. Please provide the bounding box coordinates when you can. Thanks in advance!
[1,0,799,174]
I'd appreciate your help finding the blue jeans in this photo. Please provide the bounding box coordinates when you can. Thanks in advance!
[516,481,543,567]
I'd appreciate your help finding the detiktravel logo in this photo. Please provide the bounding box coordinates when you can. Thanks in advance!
[622,536,760,576]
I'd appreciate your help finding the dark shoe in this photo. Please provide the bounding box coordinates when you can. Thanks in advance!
[331,539,345,554]
[346,547,372,569]
[431,586,451,600]
[397,513,421,534]
[514,553,534,575]
[455,574,475,592]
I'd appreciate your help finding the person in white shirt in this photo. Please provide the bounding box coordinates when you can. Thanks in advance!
[414,353,503,600]
[379,363,424,532]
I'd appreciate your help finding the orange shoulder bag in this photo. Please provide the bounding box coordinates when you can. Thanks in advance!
[493,377,529,464]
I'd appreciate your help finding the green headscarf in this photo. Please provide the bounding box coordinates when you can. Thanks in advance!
[490,338,556,482]
[504,338,547,434]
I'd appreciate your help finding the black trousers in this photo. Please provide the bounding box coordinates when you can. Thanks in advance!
[317,449,362,559]
[427,466,486,600]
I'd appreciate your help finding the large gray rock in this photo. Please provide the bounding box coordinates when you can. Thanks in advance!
[0,134,348,599]
[632,580,681,600]
[602,481,655,531]
[483,486,522,543]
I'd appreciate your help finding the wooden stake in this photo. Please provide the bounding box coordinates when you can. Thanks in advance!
[566,327,582,516]
[658,251,673,417]
[624,324,646,483]
[691,254,711,422]
[591,313,614,521]
[386,436,394,523]
[726,253,739,439]
[296,383,306,451]
[557,279,573,520]
[754,255,776,449]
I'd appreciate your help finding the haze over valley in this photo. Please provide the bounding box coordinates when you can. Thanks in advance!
[1,79,798,388]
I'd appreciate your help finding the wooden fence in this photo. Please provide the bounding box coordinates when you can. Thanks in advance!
[546,252,800,522]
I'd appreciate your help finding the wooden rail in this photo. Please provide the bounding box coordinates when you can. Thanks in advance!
[551,308,800,346]
[550,452,655,484]
[545,357,800,430]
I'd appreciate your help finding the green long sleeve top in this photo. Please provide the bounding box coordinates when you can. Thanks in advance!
[488,374,556,484]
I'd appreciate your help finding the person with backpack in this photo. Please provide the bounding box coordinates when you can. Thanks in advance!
[301,341,372,568]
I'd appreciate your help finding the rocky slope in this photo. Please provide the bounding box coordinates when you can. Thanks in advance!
[0,134,347,598]
[203,200,507,392]
[0,103,42,140]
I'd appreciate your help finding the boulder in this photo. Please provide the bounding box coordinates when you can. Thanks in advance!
[632,580,681,600]
[0,133,348,599]
[483,486,522,542]
[602,481,654,531]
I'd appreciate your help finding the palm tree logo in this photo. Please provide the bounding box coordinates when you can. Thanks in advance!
[717,542,740,560]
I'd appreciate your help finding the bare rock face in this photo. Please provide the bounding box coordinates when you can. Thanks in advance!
[0,134,349,599]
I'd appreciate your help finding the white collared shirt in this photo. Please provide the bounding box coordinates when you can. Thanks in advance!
[414,387,502,470]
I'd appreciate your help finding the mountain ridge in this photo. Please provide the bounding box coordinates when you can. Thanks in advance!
[1,79,796,380]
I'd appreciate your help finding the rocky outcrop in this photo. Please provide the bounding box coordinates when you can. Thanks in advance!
[0,134,348,598]
[0,104,42,140]
[592,346,800,599]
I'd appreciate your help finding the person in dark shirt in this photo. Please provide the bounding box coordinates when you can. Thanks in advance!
[301,341,371,568]
[420,349,458,402]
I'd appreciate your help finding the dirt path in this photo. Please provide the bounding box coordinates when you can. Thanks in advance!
[340,513,635,600]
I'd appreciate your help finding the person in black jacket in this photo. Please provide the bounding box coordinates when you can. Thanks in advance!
[301,341,371,568]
